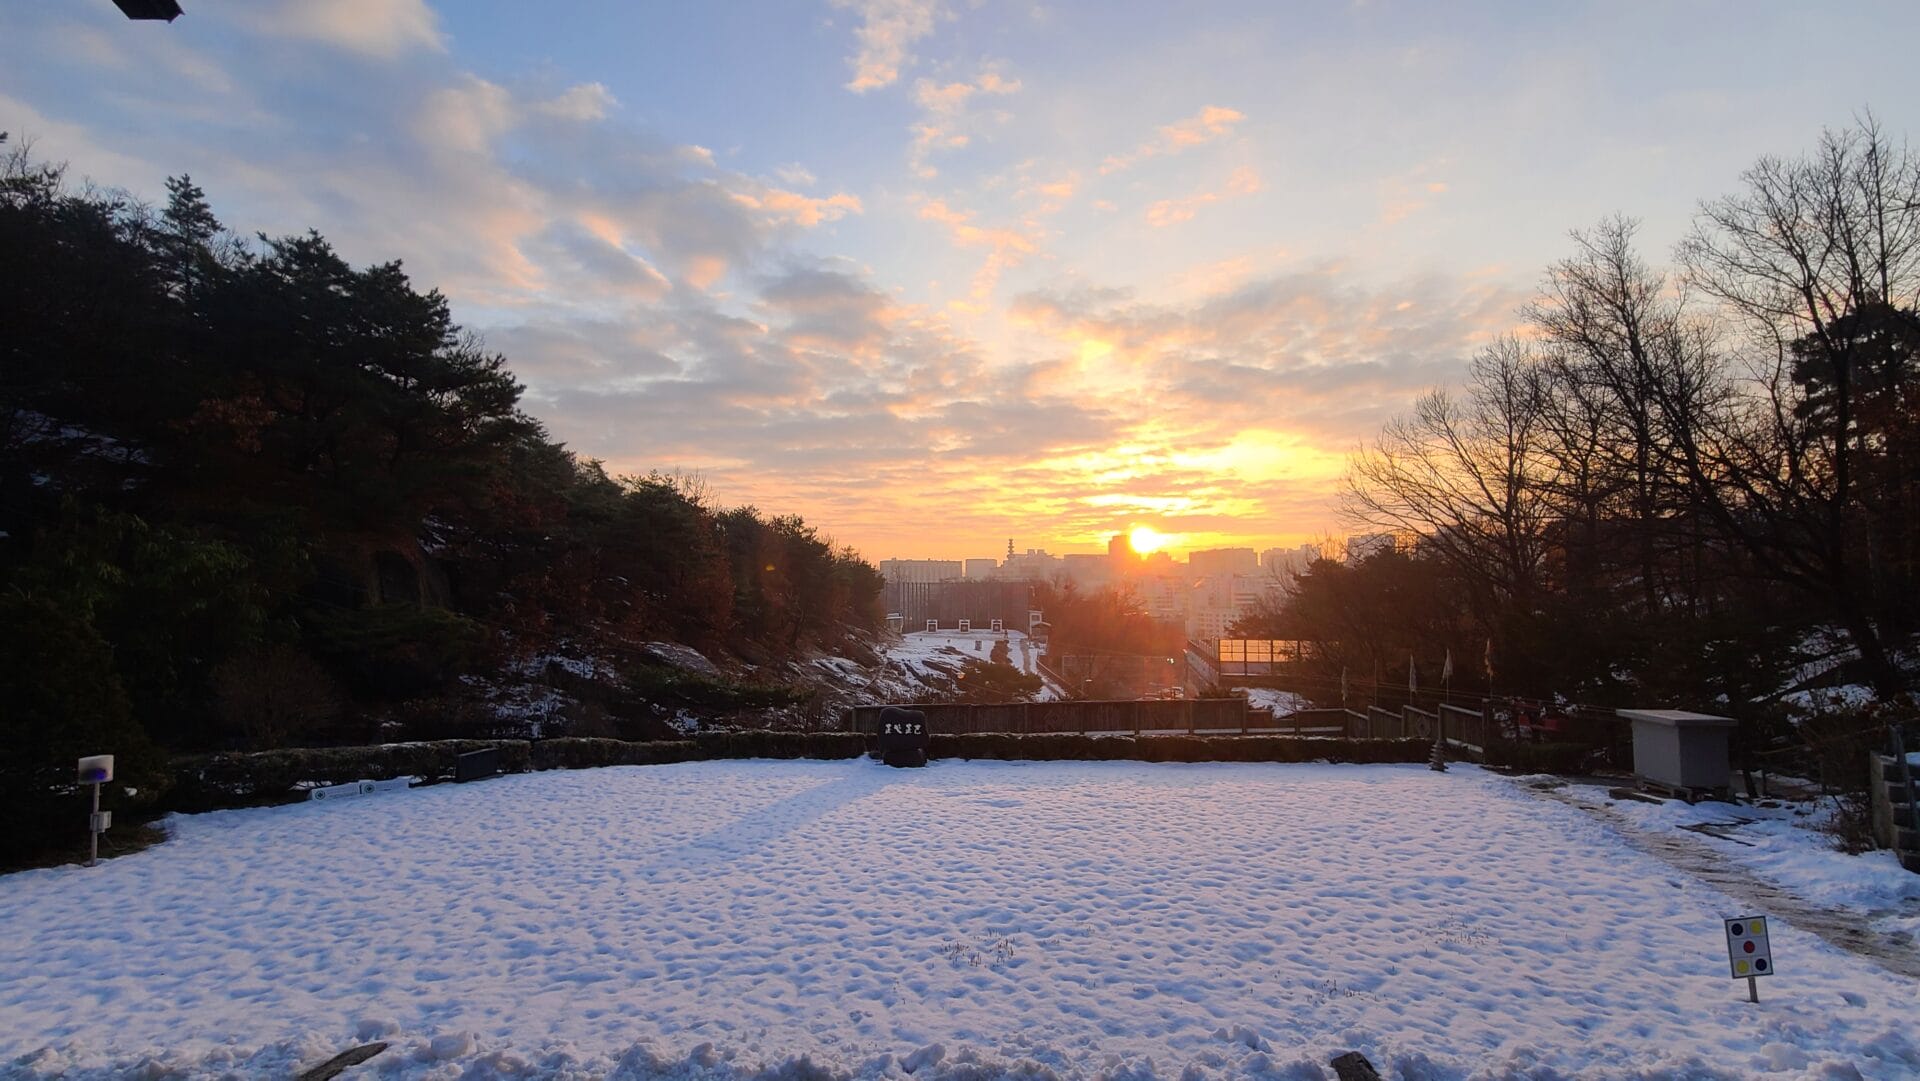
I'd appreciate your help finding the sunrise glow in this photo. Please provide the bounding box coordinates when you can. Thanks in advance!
[10,3,1913,563]
[1127,525,1169,555]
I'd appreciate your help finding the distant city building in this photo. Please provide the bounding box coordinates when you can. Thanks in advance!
[1101,566,1287,642]
[1186,572,1281,641]
[1131,575,1188,625]
[1259,543,1323,587]
[878,559,963,583]
[995,548,1061,581]
[1188,547,1259,577]
[1107,533,1141,576]
[1060,553,1113,586]
[963,558,998,580]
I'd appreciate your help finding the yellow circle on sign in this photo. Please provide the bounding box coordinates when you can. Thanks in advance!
[1735,960,1749,974]
[1751,918,1765,935]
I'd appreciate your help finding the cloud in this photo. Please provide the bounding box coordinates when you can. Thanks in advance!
[833,0,942,93]
[1022,173,1078,209]
[918,199,1041,299]
[1010,265,1527,441]
[737,187,864,229]
[1144,165,1262,227]
[1101,105,1245,174]
[907,66,1020,178]
[1377,161,1452,225]
[0,0,1530,559]
[414,75,518,157]
[774,163,817,186]
[532,83,617,123]
[757,261,901,358]
[243,0,444,60]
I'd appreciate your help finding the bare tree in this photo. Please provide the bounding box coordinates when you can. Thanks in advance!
[1676,116,1920,695]
[1345,338,1556,614]
[1529,216,1724,618]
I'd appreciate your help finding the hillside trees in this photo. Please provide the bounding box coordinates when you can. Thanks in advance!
[0,136,885,851]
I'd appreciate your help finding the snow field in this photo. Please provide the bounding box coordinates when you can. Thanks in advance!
[2,760,1917,1080]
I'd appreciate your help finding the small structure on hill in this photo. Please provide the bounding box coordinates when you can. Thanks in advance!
[1618,708,1736,799]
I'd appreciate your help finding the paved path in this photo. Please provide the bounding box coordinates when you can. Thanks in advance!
[1527,782,1920,979]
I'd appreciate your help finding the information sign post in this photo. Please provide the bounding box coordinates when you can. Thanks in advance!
[77,755,115,868]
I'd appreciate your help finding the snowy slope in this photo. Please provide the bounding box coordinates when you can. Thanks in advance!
[833,630,1053,706]
[1236,688,1312,715]
[3,761,1917,1080]
[1567,781,1920,943]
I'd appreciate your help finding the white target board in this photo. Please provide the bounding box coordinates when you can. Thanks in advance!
[1724,915,1773,978]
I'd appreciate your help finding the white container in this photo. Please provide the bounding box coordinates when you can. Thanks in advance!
[1618,709,1738,792]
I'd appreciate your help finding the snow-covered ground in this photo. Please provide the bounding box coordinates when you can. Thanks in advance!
[889,630,1041,679]
[1559,780,1920,944]
[5,761,1918,1080]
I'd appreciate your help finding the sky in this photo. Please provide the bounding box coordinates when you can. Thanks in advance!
[6,2,1920,561]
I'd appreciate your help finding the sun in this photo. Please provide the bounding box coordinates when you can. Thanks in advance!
[1128,525,1168,555]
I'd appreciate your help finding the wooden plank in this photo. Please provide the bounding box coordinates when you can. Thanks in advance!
[298,1043,389,1081]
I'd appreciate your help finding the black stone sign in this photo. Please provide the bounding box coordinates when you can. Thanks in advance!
[876,706,929,768]
[454,747,501,783]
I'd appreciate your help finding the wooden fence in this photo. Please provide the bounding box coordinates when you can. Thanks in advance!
[1251,707,1360,736]
[1439,704,1496,756]
[846,697,1246,735]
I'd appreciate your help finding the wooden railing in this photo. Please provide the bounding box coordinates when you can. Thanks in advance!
[1257,707,1360,736]
[1439,703,1495,757]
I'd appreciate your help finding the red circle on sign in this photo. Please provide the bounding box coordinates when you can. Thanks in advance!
[1743,941,1755,953]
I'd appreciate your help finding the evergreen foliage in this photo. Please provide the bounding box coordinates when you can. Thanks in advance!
[0,141,883,863]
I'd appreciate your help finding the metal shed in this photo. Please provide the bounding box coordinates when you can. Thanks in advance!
[1618,708,1738,795]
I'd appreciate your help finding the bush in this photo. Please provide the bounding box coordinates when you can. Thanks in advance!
[0,594,170,865]
[1824,792,1878,853]
[211,644,343,749]
[626,661,812,712]
[158,730,1442,819]
[694,730,870,759]
[1486,741,1598,774]
[530,738,699,770]
[926,733,1432,764]
[169,739,531,810]
[304,603,485,698]
[1797,703,1908,792]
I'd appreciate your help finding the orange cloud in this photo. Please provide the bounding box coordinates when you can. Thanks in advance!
[908,67,1020,177]
[1144,165,1263,227]
[834,0,941,93]
[918,198,1041,298]
[738,188,865,228]
[1101,104,1246,173]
